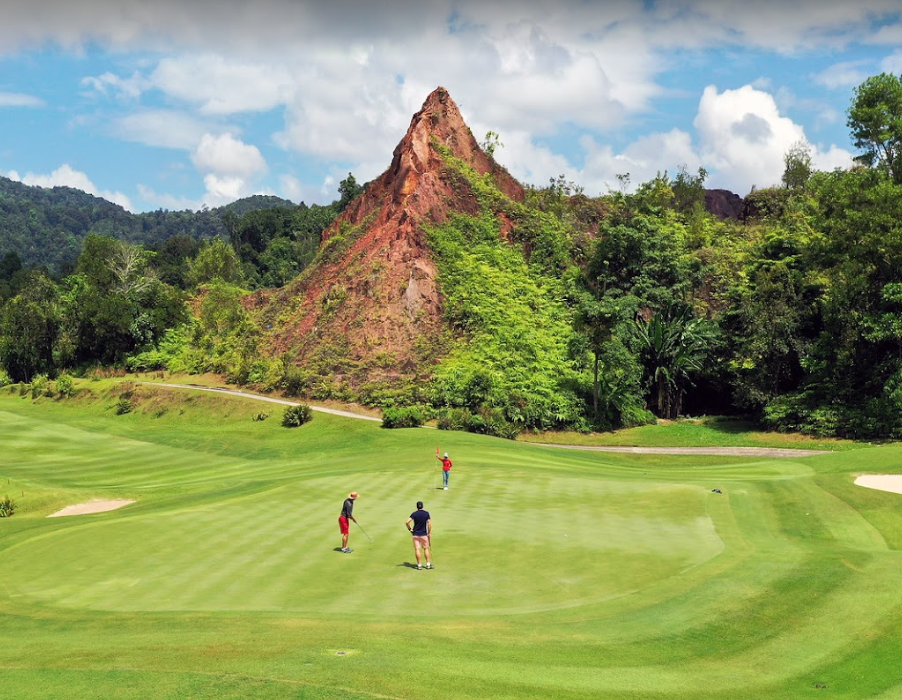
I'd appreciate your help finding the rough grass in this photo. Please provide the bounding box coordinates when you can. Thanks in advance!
[1,384,901,699]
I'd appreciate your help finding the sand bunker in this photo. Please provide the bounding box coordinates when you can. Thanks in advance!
[854,475,902,495]
[47,499,136,517]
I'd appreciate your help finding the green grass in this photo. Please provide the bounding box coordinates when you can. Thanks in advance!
[519,415,863,451]
[2,381,902,699]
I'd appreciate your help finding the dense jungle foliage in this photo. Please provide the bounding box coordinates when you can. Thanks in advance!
[4,75,902,439]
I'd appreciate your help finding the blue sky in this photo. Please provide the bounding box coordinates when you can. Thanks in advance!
[1,0,901,213]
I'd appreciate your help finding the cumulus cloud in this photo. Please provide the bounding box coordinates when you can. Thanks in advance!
[190,133,268,206]
[694,84,853,192]
[694,85,803,191]
[192,133,266,176]
[7,164,133,210]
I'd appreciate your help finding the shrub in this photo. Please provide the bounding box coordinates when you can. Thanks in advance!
[282,404,313,427]
[281,367,310,397]
[436,406,521,439]
[55,374,76,399]
[30,374,50,399]
[0,369,10,388]
[116,397,134,415]
[437,408,472,431]
[253,411,269,422]
[381,406,424,429]
[0,495,16,518]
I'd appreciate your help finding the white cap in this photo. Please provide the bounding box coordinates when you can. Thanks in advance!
[444,452,448,458]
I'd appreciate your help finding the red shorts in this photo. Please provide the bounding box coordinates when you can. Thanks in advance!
[338,516,349,535]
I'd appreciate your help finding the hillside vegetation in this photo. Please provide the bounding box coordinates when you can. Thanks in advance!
[3,76,902,440]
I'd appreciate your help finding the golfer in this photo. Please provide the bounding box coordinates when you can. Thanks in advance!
[437,452,452,490]
[338,491,359,553]
[406,501,433,570]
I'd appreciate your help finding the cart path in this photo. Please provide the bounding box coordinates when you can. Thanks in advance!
[144,382,834,457]
[144,382,383,422]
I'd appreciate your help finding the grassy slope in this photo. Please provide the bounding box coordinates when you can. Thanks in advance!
[1,382,901,699]
[519,416,861,451]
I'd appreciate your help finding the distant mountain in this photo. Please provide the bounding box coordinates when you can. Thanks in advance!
[0,177,296,272]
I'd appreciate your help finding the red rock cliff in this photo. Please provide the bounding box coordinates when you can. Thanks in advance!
[251,87,524,387]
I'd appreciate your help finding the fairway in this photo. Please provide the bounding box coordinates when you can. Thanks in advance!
[2,386,902,699]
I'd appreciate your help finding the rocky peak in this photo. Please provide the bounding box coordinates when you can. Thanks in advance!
[326,87,522,240]
[254,87,524,387]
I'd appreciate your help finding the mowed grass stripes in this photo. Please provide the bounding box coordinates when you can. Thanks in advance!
[2,469,723,614]
[3,384,902,699]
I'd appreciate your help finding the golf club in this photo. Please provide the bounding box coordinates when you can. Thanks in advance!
[355,521,374,542]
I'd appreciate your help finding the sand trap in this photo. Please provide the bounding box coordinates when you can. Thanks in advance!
[47,499,136,517]
[854,475,902,495]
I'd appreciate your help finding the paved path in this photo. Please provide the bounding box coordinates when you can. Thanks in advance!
[145,382,834,457]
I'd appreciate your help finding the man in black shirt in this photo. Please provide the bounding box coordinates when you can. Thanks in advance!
[405,501,433,570]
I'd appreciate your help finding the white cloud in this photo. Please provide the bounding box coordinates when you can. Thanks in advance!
[192,133,266,177]
[81,71,148,99]
[695,84,853,192]
[813,61,871,89]
[881,50,902,74]
[812,144,854,172]
[498,83,854,199]
[190,133,268,206]
[150,55,296,114]
[114,109,212,149]
[578,129,703,195]
[0,91,43,107]
[8,164,133,210]
[695,85,804,191]
[135,184,200,211]
[489,129,574,189]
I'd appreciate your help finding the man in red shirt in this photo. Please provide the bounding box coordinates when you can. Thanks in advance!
[437,452,452,490]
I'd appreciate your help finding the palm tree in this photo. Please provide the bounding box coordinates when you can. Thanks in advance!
[633,303,717,419]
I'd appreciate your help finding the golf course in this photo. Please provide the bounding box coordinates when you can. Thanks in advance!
[2,380,902,699]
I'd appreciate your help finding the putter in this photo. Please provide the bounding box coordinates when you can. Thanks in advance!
[355,521,374,542]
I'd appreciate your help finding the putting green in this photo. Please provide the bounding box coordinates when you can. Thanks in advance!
[3,470,724,614]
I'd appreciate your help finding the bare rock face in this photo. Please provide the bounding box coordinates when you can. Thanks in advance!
[253,87,523,385]
[704,189,744,220]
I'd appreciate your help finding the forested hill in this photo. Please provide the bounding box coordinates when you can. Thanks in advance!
[0,177,295,272]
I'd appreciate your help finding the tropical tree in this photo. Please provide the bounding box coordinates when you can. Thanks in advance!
[847,72,902,182]
[782,140,813,191]
[0,271,60,382]
[188,238,243,287]
[632,303,718,419]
